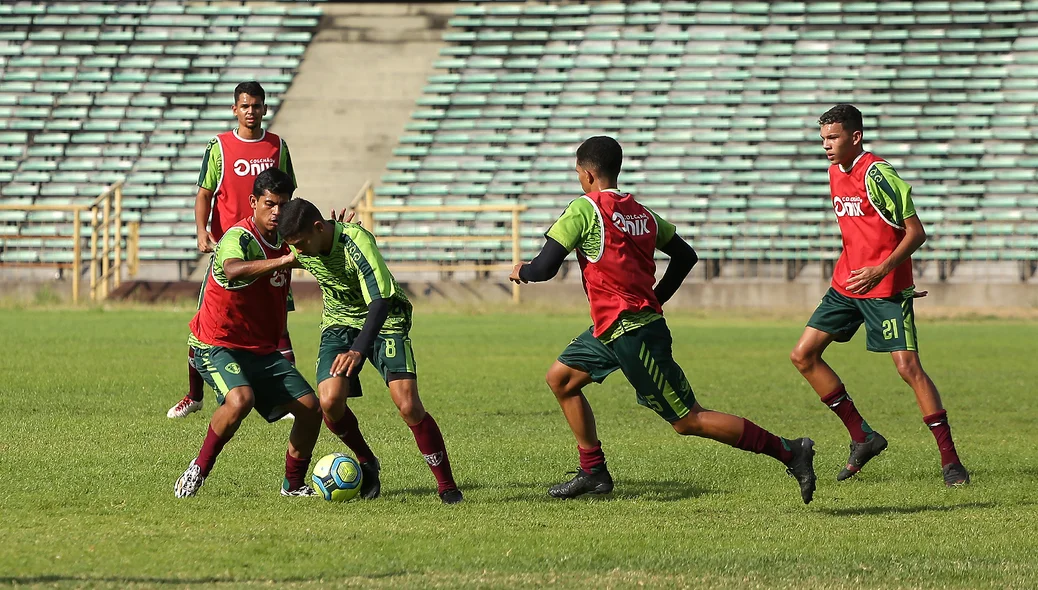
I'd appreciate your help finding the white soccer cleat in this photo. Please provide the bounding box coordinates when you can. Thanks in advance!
[280,484,317,497]
[167,397,203,418]
[276,413,295,421]
[175,459,205,498]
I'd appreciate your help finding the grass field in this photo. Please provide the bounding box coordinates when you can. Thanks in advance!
[2,306,1036,589]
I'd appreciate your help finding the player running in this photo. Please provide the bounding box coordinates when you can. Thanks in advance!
[511,136,817,503]
[790,104,968,486]
[175,168,322,498]
[167,81,299,419]
[275,198,463,504]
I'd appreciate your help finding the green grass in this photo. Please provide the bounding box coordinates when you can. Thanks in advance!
[2,308,1037,589]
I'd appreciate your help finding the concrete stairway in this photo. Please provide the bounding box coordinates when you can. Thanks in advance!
[271,2,454,214]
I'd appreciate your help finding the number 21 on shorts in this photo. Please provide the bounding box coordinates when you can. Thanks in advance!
[882,318,900,340]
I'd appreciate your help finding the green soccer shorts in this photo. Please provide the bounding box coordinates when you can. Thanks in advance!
[193,346,314,422]
[807,287,918,352]
[557,318,697,423]
[317,326,417,385]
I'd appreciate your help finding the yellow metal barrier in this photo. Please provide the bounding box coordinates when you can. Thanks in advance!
[348,182,528,303]
[0,182,139,303]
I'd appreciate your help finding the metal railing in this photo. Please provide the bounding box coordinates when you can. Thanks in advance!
[0,182,140,303]
[348,182,528,302]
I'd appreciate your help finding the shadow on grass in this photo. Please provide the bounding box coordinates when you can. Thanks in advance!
[379,481,499,497]
[499,479,712,503]
[380,479,711,503]
[818,501,997,517]
[0,573,408,586]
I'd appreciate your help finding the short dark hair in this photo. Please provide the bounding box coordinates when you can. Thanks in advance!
[252,167,294,199]
[277,198,323,240]
[818,104,863,133]
[234,81,265,104]
[576,136,623,181]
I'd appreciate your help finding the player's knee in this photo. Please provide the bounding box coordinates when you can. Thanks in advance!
[545,371,563,395]
[546,367,575,397]
[671,413,703,436]
[318,389,343,416]
[395,396,426,424]
[789,345,817,373]
[225,389,254,416]
[895,356,925,384]
[398,400,427,423]
[297,395,322,422]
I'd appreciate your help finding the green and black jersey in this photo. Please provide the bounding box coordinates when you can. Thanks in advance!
[293,222,412,333]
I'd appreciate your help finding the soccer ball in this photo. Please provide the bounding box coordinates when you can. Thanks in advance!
[311,453,363,502]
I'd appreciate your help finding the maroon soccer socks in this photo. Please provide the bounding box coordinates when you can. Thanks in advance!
[323,406,376,464]
[923,409,962,468]
[821,385,874,443]
[408,413,457,494]
[735,419,795,464]
[578,442,606,472]
[195,425,230,477]
[187,348,204,402]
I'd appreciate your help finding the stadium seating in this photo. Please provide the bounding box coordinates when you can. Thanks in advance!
[374,1,1038,269]
[4,1,1037,274]
[0,1,320,264]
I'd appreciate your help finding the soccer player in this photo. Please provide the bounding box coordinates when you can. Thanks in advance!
[790,104,969,486]
[168,81,298,419]
[276,198,463,504]
[510,136,818,503]
[175,168,322,498]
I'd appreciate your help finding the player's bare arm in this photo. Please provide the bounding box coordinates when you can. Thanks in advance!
[222,250,297,283]
[195,186,216,253]
[847,215,926,295]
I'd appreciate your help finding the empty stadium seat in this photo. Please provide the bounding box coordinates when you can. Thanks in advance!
[369,1,1038,268]
[0,1,320,264]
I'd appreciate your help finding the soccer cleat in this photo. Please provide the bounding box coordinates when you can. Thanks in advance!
[276,413,295,421]
[785,438,817,505]
[359,458,381,500]
[439,488,464,505]
[167,396,202,419]
[548,466,614,499]
[280,484,318,497]
[942,462,970,487]
[174,459,205,498]
[837,432,888,481]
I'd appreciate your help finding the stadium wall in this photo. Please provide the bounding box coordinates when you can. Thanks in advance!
[2,276,1032,312]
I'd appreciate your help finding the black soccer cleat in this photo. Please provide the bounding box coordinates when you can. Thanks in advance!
[548,466,614,499]
[942,462,970,487]
[785,438,817,505]
[359,458,381,500]
[837,432,888,481]
[439,488,464,505]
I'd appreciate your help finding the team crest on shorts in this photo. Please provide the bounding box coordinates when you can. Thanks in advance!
[225,363,241,375]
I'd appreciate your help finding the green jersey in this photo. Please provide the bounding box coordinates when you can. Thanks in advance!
[865,161,916,228]
[546,192,678,344]
[293,222,412,333]
[212,225,277,289]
